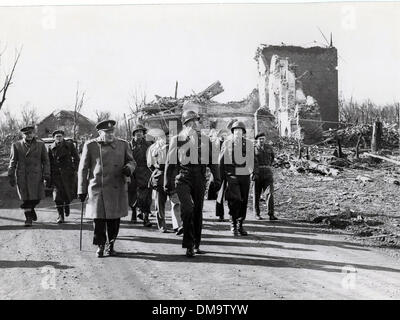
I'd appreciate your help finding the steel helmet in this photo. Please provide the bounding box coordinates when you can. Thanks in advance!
[230,121,246,133]
[181,110,200,125]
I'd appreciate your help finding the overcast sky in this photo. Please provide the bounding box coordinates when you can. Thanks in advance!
[0,2,399,120]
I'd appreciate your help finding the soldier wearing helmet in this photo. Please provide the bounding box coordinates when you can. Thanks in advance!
[128,123,153,227]
[219,120,254,236]
[164,110,221,257]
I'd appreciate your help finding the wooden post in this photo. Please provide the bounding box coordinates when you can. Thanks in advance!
[123,113,129,140]
[356,133,362,159]
[174,81,178,99]
[371,121,382,153]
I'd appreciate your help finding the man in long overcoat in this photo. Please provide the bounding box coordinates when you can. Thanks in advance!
[8,126,50,226]
[48,130,80,223]
[78,120,136,257]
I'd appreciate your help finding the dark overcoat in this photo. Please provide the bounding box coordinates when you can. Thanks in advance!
[8,138,50,201]
[48,140,80,202]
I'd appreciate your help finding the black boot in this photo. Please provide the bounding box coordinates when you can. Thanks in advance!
[64,204,70,217]
[56,204,64,224]
[143,213,152,227]
[130,207,137,223]
[186,247,195,258]
[231,219,239,236]
[96,245,105,258]
[24,211,32,227]
[237,219,248,236]
[30,209,37,221]
[106,241,116,256]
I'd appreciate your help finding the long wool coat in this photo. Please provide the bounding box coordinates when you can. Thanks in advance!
[8,138,50,201]
[48,140,80,203]
[78,137,136,219]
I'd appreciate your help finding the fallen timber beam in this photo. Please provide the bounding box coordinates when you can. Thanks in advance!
[364,152,400,166]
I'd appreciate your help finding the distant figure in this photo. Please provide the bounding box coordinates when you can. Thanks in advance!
[78,120,136,258]
[8,126,50,227]
[48,129,80,224]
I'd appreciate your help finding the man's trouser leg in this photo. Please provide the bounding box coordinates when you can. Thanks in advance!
[128,179,137,220]
[238,175,250,221]
[253,178,262,217]
[55,201,64,222]
[156,189,167,231]
[106,218,120,244]
[93,219,107,245]
[265,181,275,217]
[216,201,224,218]
[169,192,182,230]
[176,182,194,249]
[193,180,206,249]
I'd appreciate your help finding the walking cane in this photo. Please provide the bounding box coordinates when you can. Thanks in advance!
[80,200,84,251]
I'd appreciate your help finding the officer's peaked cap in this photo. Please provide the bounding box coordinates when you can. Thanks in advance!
[96,120,116,131]
[20,126,35,133]
[52,129,65,137]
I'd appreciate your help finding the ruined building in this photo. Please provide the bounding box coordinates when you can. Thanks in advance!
[255,44,338,143]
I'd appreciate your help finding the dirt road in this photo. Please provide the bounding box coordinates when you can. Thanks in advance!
[1,176,400,300]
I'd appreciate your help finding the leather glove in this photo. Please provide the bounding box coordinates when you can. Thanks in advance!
[122,165,131,177]
[164,183,173,195]
[9,177,16,187]
[78,193,87,202]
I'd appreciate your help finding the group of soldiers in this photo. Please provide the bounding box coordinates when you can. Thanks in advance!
[7,110,277,258]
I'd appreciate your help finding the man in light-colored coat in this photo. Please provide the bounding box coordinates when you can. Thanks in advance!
[8,126,50,227]
[78,120,136,257]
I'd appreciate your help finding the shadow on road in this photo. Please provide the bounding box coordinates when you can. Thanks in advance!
[114,250,400,274]
[0,260,73,270]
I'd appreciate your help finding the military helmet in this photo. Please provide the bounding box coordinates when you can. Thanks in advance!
[230,121,246,133]
[181,110,200,125]
[132,124,147,135]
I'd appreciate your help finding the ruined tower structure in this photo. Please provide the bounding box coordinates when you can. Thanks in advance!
[255,44,338,143]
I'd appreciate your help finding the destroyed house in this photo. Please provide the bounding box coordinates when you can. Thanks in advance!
[255,44,339,143]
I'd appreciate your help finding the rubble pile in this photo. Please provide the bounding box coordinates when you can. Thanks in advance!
[139,81,224,117]
[322,123,399,149]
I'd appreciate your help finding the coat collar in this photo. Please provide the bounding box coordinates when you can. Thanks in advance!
[95,136,116,149]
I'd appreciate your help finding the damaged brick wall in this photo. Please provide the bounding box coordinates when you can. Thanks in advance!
[256,45,338,137]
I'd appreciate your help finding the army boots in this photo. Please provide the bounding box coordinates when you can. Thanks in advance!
[237,219,248,236]
[231,219,239,236]
[96,245,105,258]
[143,213,152,227]
[24,211,32,227]
[56,205,65,224]
[106,241,116,256]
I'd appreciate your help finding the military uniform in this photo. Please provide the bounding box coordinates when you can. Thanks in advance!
[48,131,80,223]
[8,127,50,226]
[129,125,153,226]
[253,134,276,220]
[165,111,221,256]
[147,136,182,233]
[78,120,136,257]
[219,121,253,236]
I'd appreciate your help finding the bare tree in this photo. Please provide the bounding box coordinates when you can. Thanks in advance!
[95,110,111,123]
[128,86,147,115]
[0,46,22,111]
[72,82,85,141]
[20,102,39,127]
